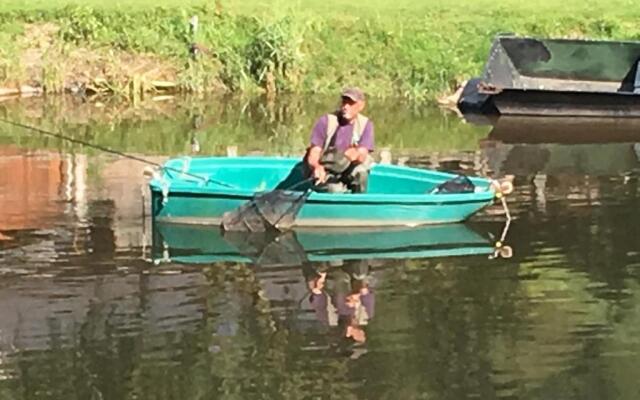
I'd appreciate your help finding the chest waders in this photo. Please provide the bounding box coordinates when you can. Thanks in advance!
[319,113,373,193]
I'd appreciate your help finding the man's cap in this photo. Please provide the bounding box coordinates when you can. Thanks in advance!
[341,87,365,102]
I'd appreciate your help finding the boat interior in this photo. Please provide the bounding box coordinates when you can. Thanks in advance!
[161,156,491,195]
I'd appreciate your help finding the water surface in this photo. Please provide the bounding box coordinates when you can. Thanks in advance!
[1,96,640,399]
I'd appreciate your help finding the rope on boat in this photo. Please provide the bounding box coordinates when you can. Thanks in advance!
[489,178,514,259]
[161,180,170,205]
[181,156,191,175]
[161,241,171,265]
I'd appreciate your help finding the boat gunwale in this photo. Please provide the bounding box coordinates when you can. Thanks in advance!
[150,156,497,204]
[497,88,640,97]
[148,188,495,206]
[497,34,640,47]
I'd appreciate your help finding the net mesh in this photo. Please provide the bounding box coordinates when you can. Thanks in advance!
[221,189,311,232]
[222,230,308,266]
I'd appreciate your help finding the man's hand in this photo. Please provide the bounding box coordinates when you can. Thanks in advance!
[344,147,359,162]
[344,146,369,163]
[313,165,327,183]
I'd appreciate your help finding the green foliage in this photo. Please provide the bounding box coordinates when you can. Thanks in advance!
[59,5,104,42]
[177,58,222,93]
[2,1,640,100]
[244,16,305,92]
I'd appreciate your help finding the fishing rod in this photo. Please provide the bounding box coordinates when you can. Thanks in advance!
[0,118,237,189]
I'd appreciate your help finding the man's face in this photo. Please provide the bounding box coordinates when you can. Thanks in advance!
[340,97,364,121]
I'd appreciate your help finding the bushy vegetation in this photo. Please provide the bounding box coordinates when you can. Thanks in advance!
[1,0,640,102]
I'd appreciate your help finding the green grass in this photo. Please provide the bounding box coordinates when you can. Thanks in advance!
[1,0,640,101]
[2,0,634,15]
[0,0,209,11]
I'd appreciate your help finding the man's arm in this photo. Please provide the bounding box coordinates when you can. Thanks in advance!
[307,116,329,182]
[306,145,323,169]
[307,146,327,183]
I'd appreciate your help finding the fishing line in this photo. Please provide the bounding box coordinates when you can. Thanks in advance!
[0,118,237,188]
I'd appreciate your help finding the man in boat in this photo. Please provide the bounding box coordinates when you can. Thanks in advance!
[305,87,374,193]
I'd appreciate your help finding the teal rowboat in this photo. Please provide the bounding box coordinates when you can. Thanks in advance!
[152,222,501,265]
[148,156,499,227]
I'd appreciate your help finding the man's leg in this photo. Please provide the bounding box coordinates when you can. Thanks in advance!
[324,182,349,193]
[348,167,369,193]
[345,155,373,193]
[314,174,349,193]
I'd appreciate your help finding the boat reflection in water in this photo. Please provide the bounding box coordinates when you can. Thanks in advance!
[487,115,640,144]
[480,115,640,185]
[151,222,510,266]
[152,222,511,355]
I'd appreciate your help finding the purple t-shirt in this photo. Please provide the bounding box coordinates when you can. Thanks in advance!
[309,291,375,326]
[309,115,375,152]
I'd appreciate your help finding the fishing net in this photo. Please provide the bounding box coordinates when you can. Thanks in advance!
[222,230,309,266]
[430,175,476,194]
[221,189,311,232]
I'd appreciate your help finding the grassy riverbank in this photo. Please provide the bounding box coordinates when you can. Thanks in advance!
[1,0,640,102]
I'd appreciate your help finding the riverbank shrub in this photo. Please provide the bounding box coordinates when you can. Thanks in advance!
[0,1,639,102]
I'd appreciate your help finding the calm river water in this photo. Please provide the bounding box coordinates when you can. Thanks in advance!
[0,95,639,399]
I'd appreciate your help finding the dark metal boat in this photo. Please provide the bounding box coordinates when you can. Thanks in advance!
[459,35,640,117]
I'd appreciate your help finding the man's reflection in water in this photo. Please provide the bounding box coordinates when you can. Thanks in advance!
[303,259,375,353]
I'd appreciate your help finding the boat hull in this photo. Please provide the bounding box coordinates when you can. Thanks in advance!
[150,190,495,227]
[149,157,496,227]
[491,89,640,117]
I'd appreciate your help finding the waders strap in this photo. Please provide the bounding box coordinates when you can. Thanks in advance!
[324,113,369,150]
[352,114,369,145]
